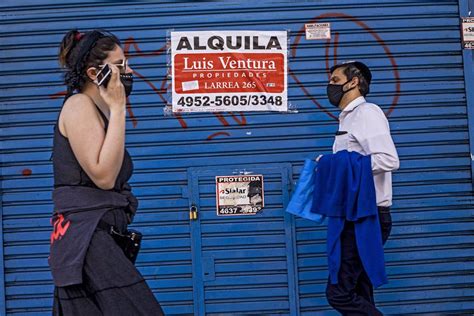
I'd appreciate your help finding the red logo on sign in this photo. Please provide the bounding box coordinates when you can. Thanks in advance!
[174,53,284,94]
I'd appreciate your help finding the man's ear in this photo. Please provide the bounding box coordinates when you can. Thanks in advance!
[86,67,98,82]
[350,76,360,89]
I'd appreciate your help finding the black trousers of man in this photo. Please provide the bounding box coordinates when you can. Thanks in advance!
[326,207,392,316]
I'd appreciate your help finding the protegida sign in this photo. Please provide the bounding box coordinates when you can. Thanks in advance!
[462,18,474,49]
[215,175,265,216]
[171,31,288,112]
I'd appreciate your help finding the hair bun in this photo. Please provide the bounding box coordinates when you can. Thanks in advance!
[74,32,84,41]
[58,29,82,68]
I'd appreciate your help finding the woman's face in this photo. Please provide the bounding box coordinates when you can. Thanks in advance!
[100,45,133,74]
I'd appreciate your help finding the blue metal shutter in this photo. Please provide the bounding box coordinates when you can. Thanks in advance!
[187,164,297,315]
[1,0,473,315]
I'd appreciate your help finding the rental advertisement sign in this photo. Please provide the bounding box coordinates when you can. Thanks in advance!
[171,31,288,112]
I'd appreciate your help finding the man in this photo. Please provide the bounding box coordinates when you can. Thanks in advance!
[324,61,399,315]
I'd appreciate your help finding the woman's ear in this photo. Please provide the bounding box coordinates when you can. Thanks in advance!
[86,67,98,82]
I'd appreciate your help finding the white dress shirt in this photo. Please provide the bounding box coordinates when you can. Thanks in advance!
[333,96,399,207]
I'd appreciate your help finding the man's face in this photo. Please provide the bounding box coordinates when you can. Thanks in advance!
[329,67,348,85]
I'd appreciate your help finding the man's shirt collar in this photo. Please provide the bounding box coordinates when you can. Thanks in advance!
[341,96,366,114]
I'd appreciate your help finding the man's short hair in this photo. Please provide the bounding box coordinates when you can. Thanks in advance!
[330,61,372,96]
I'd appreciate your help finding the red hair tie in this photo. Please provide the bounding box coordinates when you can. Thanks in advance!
[75,32,84,41]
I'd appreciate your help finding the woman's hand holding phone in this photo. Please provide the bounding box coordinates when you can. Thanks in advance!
[98,64,126,113]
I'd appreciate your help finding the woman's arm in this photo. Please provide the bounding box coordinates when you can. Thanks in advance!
[60,65,126,190]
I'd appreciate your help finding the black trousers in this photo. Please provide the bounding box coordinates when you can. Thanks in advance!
[326,207,392,316]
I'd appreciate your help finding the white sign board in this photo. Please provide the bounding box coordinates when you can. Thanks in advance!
[462,18,474,49]
[171,31,288,112]
[215,175,264,216]
[305,23,331,40]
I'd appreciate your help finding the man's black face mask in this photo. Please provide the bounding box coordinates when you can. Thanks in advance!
[326,79,356,107]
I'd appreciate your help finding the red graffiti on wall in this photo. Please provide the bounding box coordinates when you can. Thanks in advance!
[49,13,399,140]
[123,37,251,134]
[291,13,401,119]
[22,169,32,176]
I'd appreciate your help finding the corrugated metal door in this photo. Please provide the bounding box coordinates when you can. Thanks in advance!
[188,164,297,315]
[1,0,473,315]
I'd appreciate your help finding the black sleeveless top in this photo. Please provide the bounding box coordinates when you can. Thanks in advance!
[53,105,133,192]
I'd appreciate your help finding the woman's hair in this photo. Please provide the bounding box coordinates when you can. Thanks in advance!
[58,29,121,95]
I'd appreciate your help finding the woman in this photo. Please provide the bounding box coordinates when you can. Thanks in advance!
[49,29,164,315]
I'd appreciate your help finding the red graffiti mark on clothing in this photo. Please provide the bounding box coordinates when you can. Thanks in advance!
[50,214,71,244]
[292,13,400,118]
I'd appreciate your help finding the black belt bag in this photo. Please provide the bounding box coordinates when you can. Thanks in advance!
[97,220,142,264]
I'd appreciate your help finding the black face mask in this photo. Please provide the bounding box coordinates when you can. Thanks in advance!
[327,80,355,107]
[120,73,133,97]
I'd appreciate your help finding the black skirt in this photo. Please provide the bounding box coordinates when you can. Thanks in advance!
[53,210,164,316]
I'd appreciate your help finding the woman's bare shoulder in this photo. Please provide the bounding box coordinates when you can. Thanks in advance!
[59,94,101,137]
[62,93,96,115]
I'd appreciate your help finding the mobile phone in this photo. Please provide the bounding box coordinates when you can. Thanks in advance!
[96,64,112,87]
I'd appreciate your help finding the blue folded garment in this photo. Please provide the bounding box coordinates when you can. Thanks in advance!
[311,150,387,288]
[285,159,325,224]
